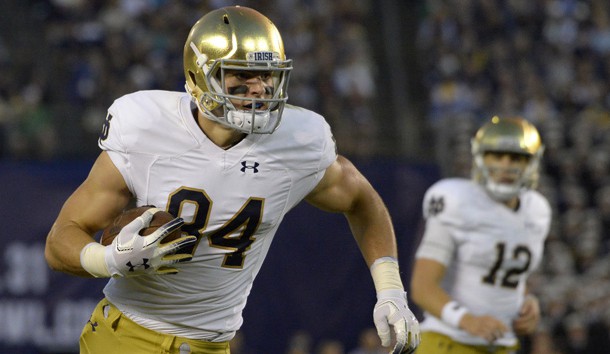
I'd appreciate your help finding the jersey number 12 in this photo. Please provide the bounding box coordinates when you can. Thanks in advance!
[482,242,532,289]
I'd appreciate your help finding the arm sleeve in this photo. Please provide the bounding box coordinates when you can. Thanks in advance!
[98,104,126,153]
[415,215,456,266]
[97,104,134,193]
[319,119,337,171]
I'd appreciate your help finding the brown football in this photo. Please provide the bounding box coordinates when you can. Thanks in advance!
[99,206,182,246]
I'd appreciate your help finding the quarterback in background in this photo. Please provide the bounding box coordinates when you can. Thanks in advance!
[410,117,551,354]
[44,6,420,354]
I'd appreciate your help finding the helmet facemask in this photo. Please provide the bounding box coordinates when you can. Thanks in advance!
[471,117,544,201]
[472,150,543,201]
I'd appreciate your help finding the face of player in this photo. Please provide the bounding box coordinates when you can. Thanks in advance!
[224,70,274,110]
[483,152,530,184]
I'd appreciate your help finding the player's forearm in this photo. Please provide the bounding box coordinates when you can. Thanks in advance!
[411,281,452,318]
[411,278,474,329]
[45,221,98,277]
[345,197,397,267]
[345,193,406,294]
[410,259,456,319]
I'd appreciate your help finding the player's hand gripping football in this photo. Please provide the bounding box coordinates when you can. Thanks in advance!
[373,289,421,354]
[104,208,197,277]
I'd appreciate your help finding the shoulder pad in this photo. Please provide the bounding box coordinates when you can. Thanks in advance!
[422,178,482,229]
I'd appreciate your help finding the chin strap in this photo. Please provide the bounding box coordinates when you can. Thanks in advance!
[485,180,521,201]
[227,109,271,134]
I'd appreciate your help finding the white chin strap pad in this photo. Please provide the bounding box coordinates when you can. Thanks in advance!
[485,181,520,201]
[227,110,270,133]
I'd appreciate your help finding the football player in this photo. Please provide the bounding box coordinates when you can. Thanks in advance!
[44,6,420,354]
[410,117,551,354]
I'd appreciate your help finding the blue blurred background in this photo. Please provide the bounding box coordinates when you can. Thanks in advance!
[1,1,609,353]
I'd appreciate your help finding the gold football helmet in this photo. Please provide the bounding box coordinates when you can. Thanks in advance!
[184,6,292,134]
[471,116,544,200]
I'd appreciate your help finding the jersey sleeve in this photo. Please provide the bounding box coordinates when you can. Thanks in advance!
[522,190,552,272]
[527,190,552,237]
[98,105,126,153]
[298,119,336,201]
[97,99,135,192]
[319,119,337,171]
[416,179,474,265]
[415,217,455,265]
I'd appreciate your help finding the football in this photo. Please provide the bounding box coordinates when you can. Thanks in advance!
[99,206,183,246]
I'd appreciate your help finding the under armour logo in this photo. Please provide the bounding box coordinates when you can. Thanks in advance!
[87,319,98,332]
[428,196,445,216]
[126,258,150,272]
[240,161,260,173]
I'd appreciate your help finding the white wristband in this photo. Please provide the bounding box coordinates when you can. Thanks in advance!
[441,301,468,328]
[370,257,404,292]
[80,242,111,278]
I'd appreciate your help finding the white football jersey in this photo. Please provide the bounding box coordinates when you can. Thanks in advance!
[415,178,551,346]
[98,90,337,341]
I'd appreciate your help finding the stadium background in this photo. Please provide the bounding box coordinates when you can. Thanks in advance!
[0,1,609,353]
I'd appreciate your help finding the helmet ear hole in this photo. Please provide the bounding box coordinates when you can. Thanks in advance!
[223,15,229,24]
[188,71,197,85]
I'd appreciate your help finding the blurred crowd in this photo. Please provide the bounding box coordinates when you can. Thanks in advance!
[228,328,388,354]
[0,0,376,159]
[1,0,609,353]
[418,0,610,353]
